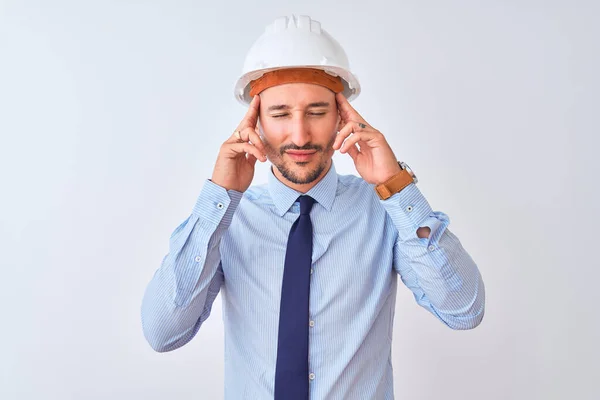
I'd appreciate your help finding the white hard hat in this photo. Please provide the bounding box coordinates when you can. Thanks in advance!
[234,15,361,105]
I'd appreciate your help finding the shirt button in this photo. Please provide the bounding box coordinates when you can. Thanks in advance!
[309,320,315,327]
[195,256,202,262]
[406,205,413,212]
[428,245,435,251]
[310,268,314,274]
[309,373,315,380]
[216,203,224,209]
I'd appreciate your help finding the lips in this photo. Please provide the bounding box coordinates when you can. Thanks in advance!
[286,151,316,162]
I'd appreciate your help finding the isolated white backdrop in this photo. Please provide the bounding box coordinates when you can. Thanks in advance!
[1,1,598,399]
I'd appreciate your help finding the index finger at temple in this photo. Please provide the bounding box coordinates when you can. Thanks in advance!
[239,95,261,130]
[336,92,366,124]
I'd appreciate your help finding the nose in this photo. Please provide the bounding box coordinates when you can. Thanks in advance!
[289,114,311,148]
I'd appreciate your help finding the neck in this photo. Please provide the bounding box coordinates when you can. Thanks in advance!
[272,159,332,194]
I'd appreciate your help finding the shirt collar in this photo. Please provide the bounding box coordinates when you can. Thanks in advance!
[268,161,338,216]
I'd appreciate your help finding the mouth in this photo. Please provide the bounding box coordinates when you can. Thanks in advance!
[285,150,317,162]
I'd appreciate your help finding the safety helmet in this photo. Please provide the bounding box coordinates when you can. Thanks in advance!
[234,15,361,105]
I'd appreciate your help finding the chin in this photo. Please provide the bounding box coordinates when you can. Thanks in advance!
[279,159,327,185]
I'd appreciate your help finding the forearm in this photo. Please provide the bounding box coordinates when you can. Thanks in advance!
[398,226,485,329]
[383,183,485,329]
[141,180,242,351]
[141,216,224,352]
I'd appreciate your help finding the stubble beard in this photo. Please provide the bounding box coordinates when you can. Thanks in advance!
[263,134,336,185]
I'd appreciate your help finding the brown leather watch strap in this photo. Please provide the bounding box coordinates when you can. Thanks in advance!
[375,169,414,200]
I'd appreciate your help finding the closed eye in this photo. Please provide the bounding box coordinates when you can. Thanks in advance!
[270,111,327,118]
[271,112,326,118]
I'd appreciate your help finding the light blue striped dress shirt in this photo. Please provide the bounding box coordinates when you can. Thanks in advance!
[141,162,485,399]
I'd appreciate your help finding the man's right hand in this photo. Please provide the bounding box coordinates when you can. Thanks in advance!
[211,95,268,192]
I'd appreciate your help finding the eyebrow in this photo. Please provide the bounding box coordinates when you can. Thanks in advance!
[267,102,330,112]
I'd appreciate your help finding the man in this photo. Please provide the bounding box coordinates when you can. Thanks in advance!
[141,15,485,400]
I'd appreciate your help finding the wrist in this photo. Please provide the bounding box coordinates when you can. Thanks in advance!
[374,161,416,200]
[375,164,403,185]
[209,178,238,192]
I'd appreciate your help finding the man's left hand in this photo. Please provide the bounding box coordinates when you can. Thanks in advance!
[333,92,401,185]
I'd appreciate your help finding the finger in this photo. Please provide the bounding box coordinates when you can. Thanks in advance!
[237,95,261,131]
[226,142,267,161]
[227,128,242,144]
[236,126,256,143]
[340,131,376,153]
[336,92,367,125]
[227,127,266,155]
[346,143,360,161]
[334,121,370,150]
[246,128,266,153]
[333,121,355,150]
[227,125,258,145]
[246,153,258,167]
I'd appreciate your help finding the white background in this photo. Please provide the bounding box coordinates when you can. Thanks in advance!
[1,1,598,399]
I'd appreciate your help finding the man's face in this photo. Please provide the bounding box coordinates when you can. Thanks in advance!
[257,83,340,185]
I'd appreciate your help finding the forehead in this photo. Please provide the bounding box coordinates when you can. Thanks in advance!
[259,83,335,108]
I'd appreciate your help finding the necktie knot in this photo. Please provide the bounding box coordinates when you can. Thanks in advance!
[298,195,315,215]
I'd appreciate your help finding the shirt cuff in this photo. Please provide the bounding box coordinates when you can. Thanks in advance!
[192,180,243,227]
[379,183,434,241]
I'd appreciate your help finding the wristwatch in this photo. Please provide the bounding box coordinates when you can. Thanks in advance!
[374,161,418,200]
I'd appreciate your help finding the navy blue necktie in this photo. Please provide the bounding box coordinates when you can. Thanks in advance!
[274,195,315,400]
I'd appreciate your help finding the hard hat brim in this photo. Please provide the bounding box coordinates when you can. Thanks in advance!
[233,65,360,106]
